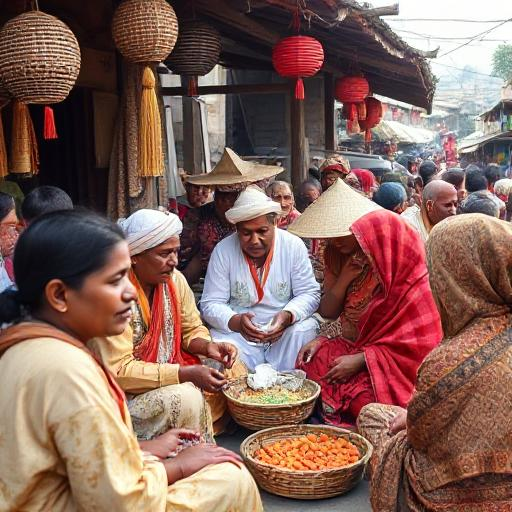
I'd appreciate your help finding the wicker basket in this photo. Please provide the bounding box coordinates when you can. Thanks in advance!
[112,0,178,63]
[166,20,221,77]
[241,424,373,500]
[223,376,320,431]
[0,11,81,104]
[0,77,10,109]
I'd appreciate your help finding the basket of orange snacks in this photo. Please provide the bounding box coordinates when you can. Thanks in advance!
[240,424,373,499]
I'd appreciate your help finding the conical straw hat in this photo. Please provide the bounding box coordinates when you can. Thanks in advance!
[288,178,382,238]
[185,147,281,186]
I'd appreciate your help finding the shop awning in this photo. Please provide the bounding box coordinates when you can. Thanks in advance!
[458,131,512,154]
[348,119,435,144]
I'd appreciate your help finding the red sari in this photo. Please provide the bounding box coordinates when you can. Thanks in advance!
[300,210,442,426]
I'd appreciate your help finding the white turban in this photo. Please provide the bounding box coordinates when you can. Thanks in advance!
[225,186,282,224]
[118,209,183,256]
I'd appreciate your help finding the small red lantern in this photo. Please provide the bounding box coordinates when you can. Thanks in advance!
[359,97,383,142]
[335,76,370,133]
[272,36,324,100]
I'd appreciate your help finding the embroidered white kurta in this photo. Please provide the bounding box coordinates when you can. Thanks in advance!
[201,229,320,371]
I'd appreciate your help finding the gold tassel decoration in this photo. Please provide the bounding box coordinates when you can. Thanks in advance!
[10,101,39,175]
[0,111,8,178]
[138,66,163,177]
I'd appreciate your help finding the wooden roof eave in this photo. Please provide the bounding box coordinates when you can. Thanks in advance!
[175,0,435,111]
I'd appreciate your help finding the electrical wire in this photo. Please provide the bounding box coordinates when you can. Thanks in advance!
[438,17,512,57]
[390,18,512,23]
[394,28,508,42]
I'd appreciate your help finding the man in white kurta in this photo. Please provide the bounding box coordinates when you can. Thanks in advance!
[201,187,320,371]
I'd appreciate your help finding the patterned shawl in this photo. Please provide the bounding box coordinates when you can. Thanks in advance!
[371,214,512,511]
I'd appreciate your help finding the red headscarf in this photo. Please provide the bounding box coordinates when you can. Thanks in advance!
[301,210,442,419]
[351,169,376,194]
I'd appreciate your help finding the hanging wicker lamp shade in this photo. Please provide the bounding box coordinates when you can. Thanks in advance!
[272,36,324,100]
[112,0,179,178]
[0,11,80,105]
[112,0,178,63]
[166,20,221,96]
[359,97,383,142]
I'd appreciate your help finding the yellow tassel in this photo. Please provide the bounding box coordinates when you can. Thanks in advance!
[0,111,8,178]
[11,101,39,174]
[139,66,163,177]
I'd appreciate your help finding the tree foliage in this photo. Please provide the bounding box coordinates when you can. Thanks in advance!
[492,44,512,82]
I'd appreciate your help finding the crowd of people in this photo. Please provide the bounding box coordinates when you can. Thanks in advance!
[0,148,510,511]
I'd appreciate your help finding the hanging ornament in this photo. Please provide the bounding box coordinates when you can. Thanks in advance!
[0,10,81,142]
[272,36,324,100]
[335,76,370,133]
[10,101,39,175]
[166,20,221,97]
[358,97,383,142]
[112,0,179,177]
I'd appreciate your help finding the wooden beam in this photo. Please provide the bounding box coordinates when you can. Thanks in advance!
[161,83,290,96]
[365,4,399,17]
[181,78,204,174]
[193,0,279,46]
[289,90,306,191]
[324,73,335,151]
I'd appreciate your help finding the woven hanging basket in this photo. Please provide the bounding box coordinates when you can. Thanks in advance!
[112,0,178,63]
[272,35,324,100]
[0,11,81,104]
[166,20,221,95]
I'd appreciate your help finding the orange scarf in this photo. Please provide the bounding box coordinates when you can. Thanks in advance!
[129,270,199,365]
[0,322,127,422]
[243,241,275,303]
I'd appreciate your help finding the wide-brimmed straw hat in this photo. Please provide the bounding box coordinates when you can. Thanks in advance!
[288,178,382,238]
[185,148,281,187]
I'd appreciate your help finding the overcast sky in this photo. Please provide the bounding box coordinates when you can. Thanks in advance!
[368,0,512,80]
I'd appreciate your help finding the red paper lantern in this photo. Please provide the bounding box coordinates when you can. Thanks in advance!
[335,76,370,132]
[359,97,383,142]
[272,36,324,100]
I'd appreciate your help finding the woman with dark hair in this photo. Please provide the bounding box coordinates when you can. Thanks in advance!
[0,191,18,290]
[0,210,261,511]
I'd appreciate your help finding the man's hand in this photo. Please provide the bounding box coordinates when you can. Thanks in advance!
[206,342,238,369]
[324,353,365,384]
[264,311,293,343]
[228,313,267,342]
[139,429,199,460]
[178,365,227,392]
